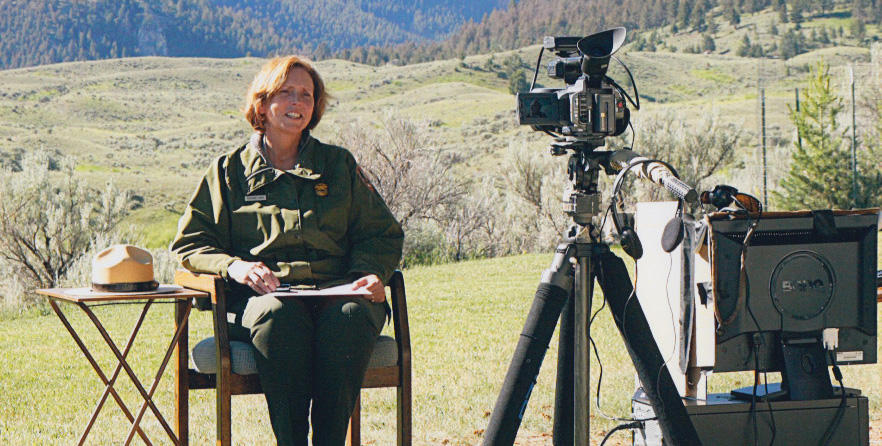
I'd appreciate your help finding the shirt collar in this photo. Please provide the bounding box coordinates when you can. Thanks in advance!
[243,132,323,194]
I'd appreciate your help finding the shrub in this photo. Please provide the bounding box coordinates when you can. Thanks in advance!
[0,150,130,308]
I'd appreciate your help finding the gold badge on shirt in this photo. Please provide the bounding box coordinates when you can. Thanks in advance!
[314,183,329,197]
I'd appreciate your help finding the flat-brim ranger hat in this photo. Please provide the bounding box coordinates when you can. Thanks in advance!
[91,244,160,292]
[65,244,180,297]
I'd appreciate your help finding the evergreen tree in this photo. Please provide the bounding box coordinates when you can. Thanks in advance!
[737,34,752,56]
[779,29,804,59]
[677,0,692,30]
[850,17,867,40]
[508,68,529,94]
[818,25,830,43]
[703,34,716,51]
[706,10,719,34]
[725,3,741,25]
[778,0,789,23]
[691,0,708,31]
[774,61,852,209]
[790,1,805,28]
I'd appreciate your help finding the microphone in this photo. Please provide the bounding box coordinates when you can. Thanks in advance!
[609,149,699,204]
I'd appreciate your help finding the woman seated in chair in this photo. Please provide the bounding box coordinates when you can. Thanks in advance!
[171,55,403,446]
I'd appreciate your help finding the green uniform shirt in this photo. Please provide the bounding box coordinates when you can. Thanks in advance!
[171,132,404,286]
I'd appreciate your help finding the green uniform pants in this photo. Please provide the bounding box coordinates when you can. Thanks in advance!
[228,292,386,446]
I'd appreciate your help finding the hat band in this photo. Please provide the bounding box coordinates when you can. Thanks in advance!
[92,281,159,293]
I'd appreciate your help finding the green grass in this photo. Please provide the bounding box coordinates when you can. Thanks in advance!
[690,68,736,84]
[1,252,879,445]
[123,208,184,249]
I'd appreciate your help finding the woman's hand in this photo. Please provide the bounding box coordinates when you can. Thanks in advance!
[352,274,385,303]
[228,260,280,295]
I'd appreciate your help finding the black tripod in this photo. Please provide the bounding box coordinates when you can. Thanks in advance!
[481,142,703,446]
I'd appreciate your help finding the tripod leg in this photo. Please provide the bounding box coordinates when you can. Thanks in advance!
[575,253,592,446]
[481,243,575,446]
[595,248,703,446]
[552,291,574,445]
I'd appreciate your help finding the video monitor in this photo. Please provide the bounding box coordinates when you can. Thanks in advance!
[708,210,878,373]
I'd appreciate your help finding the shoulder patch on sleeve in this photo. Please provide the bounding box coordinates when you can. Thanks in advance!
[355,166,376,193]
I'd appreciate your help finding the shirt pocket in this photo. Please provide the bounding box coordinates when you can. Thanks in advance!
[278,208,304,244]
[231,203,303,255]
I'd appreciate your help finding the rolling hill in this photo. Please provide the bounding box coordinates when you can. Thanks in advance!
[0,36,874,247]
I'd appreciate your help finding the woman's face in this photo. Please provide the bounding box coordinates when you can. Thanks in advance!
[259,67,315,137]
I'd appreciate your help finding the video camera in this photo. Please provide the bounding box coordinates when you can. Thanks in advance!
[516,28,632,140]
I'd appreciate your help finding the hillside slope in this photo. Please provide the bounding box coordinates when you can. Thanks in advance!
[0,22,875,245]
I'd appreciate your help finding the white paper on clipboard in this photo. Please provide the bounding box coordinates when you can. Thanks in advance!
[267,283,371,299]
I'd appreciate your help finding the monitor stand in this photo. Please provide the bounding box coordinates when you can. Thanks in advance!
[730,337,834,402]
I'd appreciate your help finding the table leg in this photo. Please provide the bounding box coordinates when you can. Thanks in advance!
[81,301,155,445]
[79,302,182,445]
[121,301,192,446]
[48,299,153,446]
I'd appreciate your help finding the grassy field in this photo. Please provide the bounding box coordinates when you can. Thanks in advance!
[1,252,879,445]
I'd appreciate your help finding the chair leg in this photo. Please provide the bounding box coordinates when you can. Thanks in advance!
[217,374,232,446]
[398,383,412,446]
[347,392,361,446]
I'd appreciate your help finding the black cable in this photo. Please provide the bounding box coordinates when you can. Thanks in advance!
[751,355,760,446]
[819,350,848,446]
[762,370,777,445]
[604,76,637,111]
[589,263,657,424]
[628,120,637,152]
[716,195,763,326]
[735,197,777,446]
[610,55,640,110]
[743,230,764,446]
[599,421,644,446]
[654,252,678,412]
[542,128,562,138]
[607,157,683,244]
[529,47,544,92]
[588,267,630,422]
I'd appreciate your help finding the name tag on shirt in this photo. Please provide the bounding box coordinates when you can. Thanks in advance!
[245,195,266,202]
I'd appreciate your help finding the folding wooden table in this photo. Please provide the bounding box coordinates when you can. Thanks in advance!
[37,286,207,446]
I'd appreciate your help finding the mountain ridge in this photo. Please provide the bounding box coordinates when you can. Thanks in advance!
[0,0,506,69]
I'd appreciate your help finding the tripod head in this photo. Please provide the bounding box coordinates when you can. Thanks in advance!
[550,139,616,228]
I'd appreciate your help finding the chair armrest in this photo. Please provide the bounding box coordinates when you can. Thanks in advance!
[174,269,233,376]
[174,269,224,306]
[388,270,411,371]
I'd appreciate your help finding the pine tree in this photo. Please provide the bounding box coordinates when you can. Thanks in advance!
[676,0,692,30]
[725,3,741,25]
[737,34,752,56]
[703,34,716,51]
[774,61,852,210]
[508,68,528,94]
[778,0,789,23]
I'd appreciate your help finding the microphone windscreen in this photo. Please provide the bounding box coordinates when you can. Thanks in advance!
[661,217,685,253]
